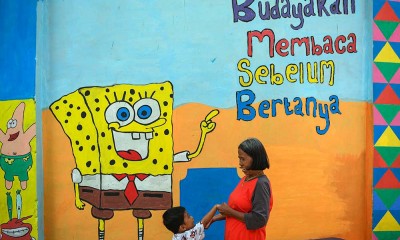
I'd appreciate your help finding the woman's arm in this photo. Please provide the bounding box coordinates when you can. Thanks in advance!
[217,203,245,222]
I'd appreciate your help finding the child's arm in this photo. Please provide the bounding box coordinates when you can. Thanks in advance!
[200,204,219,227]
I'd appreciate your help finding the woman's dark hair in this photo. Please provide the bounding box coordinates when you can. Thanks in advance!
[239,138,270,170]
[162,206,186,234]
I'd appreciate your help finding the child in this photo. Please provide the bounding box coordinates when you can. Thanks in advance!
[163,205,219,240]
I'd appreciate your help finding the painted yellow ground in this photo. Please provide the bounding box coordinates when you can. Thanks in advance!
[42,101,372,240]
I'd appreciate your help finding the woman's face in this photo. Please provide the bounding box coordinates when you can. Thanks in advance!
[238,148,253,175]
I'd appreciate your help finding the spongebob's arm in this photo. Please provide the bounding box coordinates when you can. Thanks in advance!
[187,109,219,159]
[72,169,85,210]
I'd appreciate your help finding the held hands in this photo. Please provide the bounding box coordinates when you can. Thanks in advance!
[216,202,231,216]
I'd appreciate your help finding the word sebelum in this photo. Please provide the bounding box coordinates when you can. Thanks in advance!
[236,89,341,135]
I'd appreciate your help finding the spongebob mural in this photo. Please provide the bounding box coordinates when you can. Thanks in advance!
[50,81,218,240]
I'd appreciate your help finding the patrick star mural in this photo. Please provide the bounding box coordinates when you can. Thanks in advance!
[0,102,36,190]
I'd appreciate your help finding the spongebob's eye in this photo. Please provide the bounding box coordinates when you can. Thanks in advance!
[105,101,134,126]
[133,98,160,124]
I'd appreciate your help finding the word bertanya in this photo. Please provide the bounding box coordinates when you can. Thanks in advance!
[236,89,341,135]
[232,0,356,30]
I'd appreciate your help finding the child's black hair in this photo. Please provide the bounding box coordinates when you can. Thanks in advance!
[163,206,186,234]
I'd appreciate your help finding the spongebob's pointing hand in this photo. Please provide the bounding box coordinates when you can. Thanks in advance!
[188,109,219,159]
[201,109,219,134]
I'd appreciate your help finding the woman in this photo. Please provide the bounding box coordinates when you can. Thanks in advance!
[208,137,273,239]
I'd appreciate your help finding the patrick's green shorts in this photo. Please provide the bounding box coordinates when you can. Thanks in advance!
[0,153,33,181]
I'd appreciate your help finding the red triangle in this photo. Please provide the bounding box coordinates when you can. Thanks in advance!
[375,169,400,188]
[375,2,400,21]
[375,85,400,104]
[374,149,389,167]
[391,155,400,167]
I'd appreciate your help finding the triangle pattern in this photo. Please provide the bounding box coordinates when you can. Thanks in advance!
[374,42,400,63]
[389,25,400,42]
[391,112,400,126]
[374,83,388,101]
[374,63,389,83]
[391,210,400,225]
[374,2,400,21]
[393,126,400,140]
[375,189,400,209]
[374,0,387,18]
[373,210,387,229]
[374,168,389,186]
[391,169,400,186]
[375,20,399,40]
[375,85,400,104]
[388,1,400,19]
[374,105,389,125]
[374,21,387,41]
[374,191,390,210]
[390,42,400,59]
[374,125,389,144]
[390,195,400,210]
[374,41,387,60]
[376,147,400,167]
[374,211,400,230]
[375,62,400,82]
[393,83,400,98]
[375,104,400,124]
[374,231,400,239]
[390,154,400,167]
[375,127,400,146]
[391,68,400,83]
[375,169,400,188]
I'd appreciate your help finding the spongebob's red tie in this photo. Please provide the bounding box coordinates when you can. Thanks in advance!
[114,174,148,205]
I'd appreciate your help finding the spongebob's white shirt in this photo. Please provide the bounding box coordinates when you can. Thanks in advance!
[172,222,205,240]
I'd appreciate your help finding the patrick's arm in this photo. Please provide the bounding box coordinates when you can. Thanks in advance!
[24,123,36,141]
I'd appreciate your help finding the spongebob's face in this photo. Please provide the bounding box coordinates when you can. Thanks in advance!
[50,82,174,175]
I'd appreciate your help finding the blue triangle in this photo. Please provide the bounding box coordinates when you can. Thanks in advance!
[373,210,387,229]
[374,167,388,186]
[374,191,389,210]
[390,195,400,210]
[373,83,387,101]
[391,83,400,98]
[389,42,400,59]
[374,0,387,18]
[373,41,386,59]
[392,168,400,182]
[388,1,400,19]
[392,126,400,140]
[390,210,400,225]
[374,125,388,144]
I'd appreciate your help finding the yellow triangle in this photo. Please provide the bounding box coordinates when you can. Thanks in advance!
[374,43,400,63]
[374,211,400,231]
[375,127,400,147]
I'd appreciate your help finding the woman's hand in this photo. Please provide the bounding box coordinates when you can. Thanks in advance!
[217,203,232,216]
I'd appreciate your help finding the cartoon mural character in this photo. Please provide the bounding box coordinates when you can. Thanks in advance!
[0,190,35,240]
[0,102,36,190]
[49,82,218,240]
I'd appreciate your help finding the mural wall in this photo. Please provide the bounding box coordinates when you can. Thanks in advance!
[7,0,400,239]
[39,1,372,239]
[0,1,38,240]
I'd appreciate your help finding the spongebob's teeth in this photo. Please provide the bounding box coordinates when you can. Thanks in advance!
[131,132,140,139]
[145,132,153,140]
